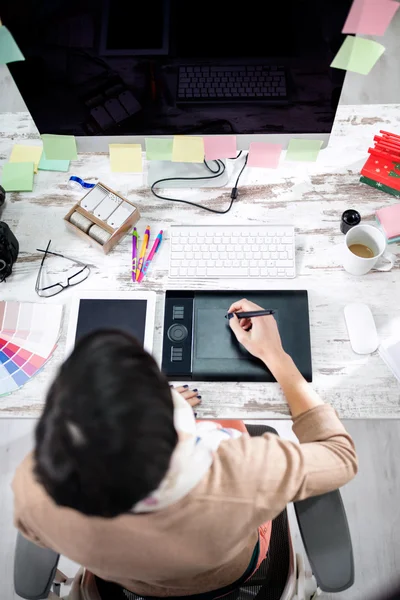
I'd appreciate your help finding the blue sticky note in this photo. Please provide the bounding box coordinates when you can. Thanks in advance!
[38,152,70,172]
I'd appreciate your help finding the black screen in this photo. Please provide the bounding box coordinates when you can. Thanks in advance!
[3,0,351,136]
[75,299,147,345]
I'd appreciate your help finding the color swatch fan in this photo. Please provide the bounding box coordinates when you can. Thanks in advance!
[0,301,63,397]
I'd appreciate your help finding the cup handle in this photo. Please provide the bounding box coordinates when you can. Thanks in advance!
[373,250,396,272]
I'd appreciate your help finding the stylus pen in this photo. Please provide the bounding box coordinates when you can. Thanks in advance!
[225,310,276,320]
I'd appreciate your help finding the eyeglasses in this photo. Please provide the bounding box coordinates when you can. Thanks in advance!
[35,240,90,298]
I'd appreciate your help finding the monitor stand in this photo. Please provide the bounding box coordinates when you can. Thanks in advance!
[147,160,229,189]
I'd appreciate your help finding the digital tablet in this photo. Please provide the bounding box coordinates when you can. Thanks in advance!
[65,291,156,357]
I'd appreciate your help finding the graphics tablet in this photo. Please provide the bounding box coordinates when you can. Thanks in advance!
[162,290,312,382]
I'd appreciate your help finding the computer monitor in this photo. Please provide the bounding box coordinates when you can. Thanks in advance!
[4,0,351,152]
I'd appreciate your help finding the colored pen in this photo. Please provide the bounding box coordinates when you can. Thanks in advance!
[136,226,150,281]
[131,228,138,282]
[225,310,276,320]
[138,230,163,283]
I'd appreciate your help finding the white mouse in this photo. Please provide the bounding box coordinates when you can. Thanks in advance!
[344,303,379,355]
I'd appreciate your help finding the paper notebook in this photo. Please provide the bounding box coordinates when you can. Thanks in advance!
[376,203,400,243]
[379,336,400,383]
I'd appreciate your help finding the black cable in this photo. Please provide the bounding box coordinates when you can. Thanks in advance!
[150,153,248,214]
[230,153,248,200]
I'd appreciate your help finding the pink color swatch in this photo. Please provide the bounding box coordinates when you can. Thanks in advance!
[343,0,399,36]
[203,136,237,161]
[247,143,283,169]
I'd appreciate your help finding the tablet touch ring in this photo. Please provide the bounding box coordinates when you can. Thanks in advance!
[168,324,188,343]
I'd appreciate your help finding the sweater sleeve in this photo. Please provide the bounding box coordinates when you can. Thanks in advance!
[253,405,358,514]
[216,405,358,522]
[12,454,49,549]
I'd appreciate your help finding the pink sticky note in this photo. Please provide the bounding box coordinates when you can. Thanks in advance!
[343,0,399,36]
[247,142,282,169]
[203,136,237,160]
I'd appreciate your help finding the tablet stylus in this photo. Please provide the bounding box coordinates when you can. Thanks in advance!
[225,310,276,320]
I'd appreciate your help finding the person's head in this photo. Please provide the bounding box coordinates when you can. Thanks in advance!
[34,330,177,518]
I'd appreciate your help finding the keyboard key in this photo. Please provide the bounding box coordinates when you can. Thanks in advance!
[207,267,249,277]
[276,260,293,267]
[250,268,260,276]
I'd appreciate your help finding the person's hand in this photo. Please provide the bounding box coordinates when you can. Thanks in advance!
[228,299,286,368]
[170,385,201,408]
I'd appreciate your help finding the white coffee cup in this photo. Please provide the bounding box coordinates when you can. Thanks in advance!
[343,224,395,276]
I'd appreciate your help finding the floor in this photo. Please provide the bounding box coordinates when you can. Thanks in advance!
[2,418,400,600]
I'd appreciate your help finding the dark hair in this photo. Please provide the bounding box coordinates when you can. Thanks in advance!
[34,330,177,518]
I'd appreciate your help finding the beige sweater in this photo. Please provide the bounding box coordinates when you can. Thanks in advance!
[13,405,357,597]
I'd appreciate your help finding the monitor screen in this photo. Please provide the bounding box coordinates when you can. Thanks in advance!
[4,0,351,137]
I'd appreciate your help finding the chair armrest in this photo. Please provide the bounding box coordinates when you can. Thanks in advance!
[294,490,354,593]
[14,532,60,600]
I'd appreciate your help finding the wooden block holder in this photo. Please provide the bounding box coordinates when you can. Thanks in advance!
[64,182,140,254]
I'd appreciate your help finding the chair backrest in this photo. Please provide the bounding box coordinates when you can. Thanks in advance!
[14,532,60,600]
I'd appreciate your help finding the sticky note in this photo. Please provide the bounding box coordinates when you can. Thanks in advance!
[41,134,78,161]
[38,152,70,172]
[247,142,282,169]
[203,136,237,161]
[285,139,323,162]
[172,136,204,163]
[9,144,43,174]
[1,162,34,192]
[145,138,173,161]
[331,36,385,75]
[0,26,24,64]
[343,0,399,36]
[109,144,143,172]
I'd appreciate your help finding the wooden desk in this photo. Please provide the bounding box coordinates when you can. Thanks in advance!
[1,105,400,418]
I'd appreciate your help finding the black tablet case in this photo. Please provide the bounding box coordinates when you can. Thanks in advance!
[188,290,311,382]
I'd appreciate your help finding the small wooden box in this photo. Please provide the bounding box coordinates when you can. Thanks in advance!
[64,182,140,254]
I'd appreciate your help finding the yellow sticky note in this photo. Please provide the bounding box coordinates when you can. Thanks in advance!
[9,144,43,173]
[172,136,204,163]
[109,144,143,173]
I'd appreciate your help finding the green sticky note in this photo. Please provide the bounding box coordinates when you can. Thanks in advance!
[0,26,25,64]
[145,138,173,161]
[1,162,34,191]
[172,136,204,163]
[285,139,323,162]
[38,151,70,172]
[41,134,78,160]
[330,36,385,76]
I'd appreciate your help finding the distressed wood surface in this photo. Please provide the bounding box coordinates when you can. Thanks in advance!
[0,106,400,418]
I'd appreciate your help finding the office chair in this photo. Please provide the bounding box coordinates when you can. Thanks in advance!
[14,425,354,600]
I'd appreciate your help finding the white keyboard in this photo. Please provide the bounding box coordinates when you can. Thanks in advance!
[169,225,296,279]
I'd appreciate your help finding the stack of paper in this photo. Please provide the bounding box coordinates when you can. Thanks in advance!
[379,336,400,383]
[0,301,63,397]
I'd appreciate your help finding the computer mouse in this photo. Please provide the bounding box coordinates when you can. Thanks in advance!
[343,303,379,355]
